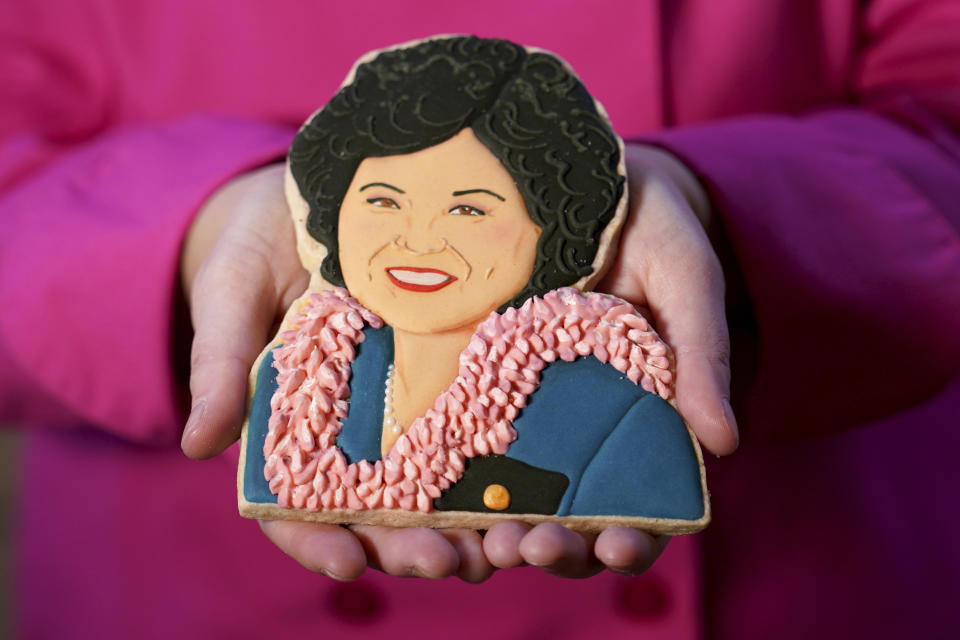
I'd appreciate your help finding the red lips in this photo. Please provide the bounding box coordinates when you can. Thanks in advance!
[385,267,457,292]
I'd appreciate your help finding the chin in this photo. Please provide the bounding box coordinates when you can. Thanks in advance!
[376,303,488,335]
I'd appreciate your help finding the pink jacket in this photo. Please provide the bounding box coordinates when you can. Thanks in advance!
[2,1,958,638]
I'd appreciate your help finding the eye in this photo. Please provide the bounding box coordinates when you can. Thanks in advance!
[448,204,485,217]
[366,197,400,209]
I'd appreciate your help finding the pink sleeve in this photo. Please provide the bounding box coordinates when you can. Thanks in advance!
[0,117,293,443]
[648,0,960,439]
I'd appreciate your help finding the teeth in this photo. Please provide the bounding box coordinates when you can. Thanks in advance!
[388,269,451,286]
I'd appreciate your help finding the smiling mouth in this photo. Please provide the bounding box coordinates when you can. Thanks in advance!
[385,267,457,292]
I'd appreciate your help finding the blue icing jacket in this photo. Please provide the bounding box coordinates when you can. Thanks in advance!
[244,325,705,521]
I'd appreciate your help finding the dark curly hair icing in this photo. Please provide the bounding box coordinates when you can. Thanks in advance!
[289,36,624,309]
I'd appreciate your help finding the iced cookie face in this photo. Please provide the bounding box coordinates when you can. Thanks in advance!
[337,128,541,334]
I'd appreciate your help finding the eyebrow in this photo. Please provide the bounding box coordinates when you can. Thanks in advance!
[359,182,405,194]
[452,188,505,202]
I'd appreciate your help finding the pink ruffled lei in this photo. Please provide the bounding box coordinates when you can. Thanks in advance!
[264,287,675,513]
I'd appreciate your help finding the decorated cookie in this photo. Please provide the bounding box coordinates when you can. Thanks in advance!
[238,36,709,534]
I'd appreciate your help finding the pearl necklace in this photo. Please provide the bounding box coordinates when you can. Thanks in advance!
[383,363,403,435]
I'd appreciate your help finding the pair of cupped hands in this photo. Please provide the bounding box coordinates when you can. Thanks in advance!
[180,143,739,582]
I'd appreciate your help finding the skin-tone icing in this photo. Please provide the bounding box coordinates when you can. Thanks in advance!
[263,287,674,513]
[337,128,542,455]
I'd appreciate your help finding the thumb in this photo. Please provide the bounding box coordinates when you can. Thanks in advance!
[182,242,277,459]
[652,258,739,456]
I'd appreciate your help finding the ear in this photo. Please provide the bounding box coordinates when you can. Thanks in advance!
[285,162,335,292]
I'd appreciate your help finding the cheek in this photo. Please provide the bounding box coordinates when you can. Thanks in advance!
[457,222,538,267]
[339,209,395,260]
[494,225,540,274]
[337,208,376,280]
[338,206,371,245]
[513,226,541,261]
[444,221,493,248]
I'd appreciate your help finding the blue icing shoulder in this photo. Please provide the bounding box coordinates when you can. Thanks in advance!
[508,357,703,519]
[506,357,646,514]
[570,393,704,519]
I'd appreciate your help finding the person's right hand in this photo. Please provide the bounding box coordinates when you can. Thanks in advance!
[179,163,495,582]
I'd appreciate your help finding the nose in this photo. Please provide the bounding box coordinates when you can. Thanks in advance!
[393,213,446,255]
[393,234,447,255]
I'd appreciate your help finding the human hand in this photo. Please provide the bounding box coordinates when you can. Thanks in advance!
[482,521,668,578]
[481,143,737,578]
[604,143,738,456]
[180,163,309,458]
[180,163,494,582]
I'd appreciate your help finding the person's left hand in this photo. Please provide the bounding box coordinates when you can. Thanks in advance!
[483,521,668,578]
[482,141,737,577]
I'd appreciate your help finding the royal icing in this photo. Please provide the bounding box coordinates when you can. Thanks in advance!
[263,287,674,513]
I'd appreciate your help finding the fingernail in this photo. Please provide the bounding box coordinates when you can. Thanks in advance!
[319,568,348,581]
[406,566,433,579]
[182,399,207,446]
[722,397,739,444]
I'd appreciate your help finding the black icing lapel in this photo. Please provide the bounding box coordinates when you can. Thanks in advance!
[433,455,569,514]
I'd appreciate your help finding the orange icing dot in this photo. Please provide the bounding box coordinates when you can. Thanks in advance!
[483,484,511,510]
